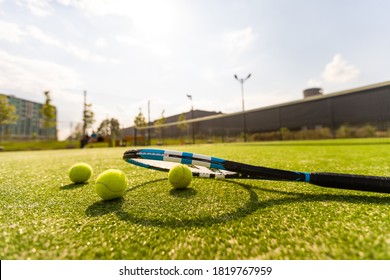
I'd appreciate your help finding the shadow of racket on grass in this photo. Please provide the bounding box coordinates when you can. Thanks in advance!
[85,178,260,228]
[124,178,198,198]
[85,179,390,228]
[250,185,390,207]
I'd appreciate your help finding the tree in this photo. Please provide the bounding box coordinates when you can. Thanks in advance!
[0,95,18,141]
[97,118,121,140]
[155,110,166,143]
[0,95,18,125]
[40,91,57,140]
[134,110,147,127]
[97,118,121,146]
[68,123,83,141]
[177,113,188,143]
[97,119,110,137]
[134,110,147,145]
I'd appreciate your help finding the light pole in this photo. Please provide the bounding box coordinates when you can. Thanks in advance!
[82,90,87,137]
[234,73,251,142]
[186,94,195,144]
[147,99,151,146]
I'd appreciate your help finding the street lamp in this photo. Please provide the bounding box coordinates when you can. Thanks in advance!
[147,99,151,146]
[186,94,195,144]
[234,73,251,142]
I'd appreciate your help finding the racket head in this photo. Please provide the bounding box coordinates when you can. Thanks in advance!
[123,149,241,179]
[123,148,307,181]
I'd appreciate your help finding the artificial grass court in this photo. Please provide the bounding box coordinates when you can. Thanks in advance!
[0,139,389,260]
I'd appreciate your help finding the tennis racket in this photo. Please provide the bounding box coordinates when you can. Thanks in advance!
[123,148,390,194]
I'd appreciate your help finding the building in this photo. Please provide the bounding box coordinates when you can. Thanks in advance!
[123,81,390,143]
[0,94,57,140]
[198,81,390,137]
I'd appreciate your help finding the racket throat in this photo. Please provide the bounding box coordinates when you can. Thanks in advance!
[223,160,308,181]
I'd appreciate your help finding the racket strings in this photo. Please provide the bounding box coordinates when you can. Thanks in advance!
[128,158,238,179]
[124,149,297,180]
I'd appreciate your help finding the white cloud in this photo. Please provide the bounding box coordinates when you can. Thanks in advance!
[322,54,360,83]
[222,26,257,56]
[306,79,322,87]
[64,43,119,63]
[14,0,179,61]
[26,25,62,46]
[116,35,171,58]
[0,20,25,43]
[0,20,119,63]
[95,37,107,49]
[116,35,141,47]
[57,0,179,32]
[0,49,83,97]
[24,0,53,17]
[306,54,360,87]
[56,0,122,17]
[25,25,119,63]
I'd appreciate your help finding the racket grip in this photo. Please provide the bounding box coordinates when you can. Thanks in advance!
[310,172,390,193]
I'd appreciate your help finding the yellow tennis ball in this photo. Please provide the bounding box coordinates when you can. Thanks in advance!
[168,164,192,189]
[95,169,128,200]
[68,163,93,183]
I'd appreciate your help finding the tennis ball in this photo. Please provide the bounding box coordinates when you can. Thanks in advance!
[95,169,128,200]
[68,163,93,183]
[168,164,192,189]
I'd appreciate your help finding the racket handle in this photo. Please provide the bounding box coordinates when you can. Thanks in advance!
[310,172,390,193]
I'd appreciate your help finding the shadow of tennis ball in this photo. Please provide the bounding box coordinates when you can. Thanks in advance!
[169,187,198,198]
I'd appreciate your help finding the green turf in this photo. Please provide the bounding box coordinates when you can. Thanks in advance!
[0,140,109,151]
[0,139,389,260]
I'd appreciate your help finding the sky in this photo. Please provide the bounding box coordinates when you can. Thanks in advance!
[0,0,389,140]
